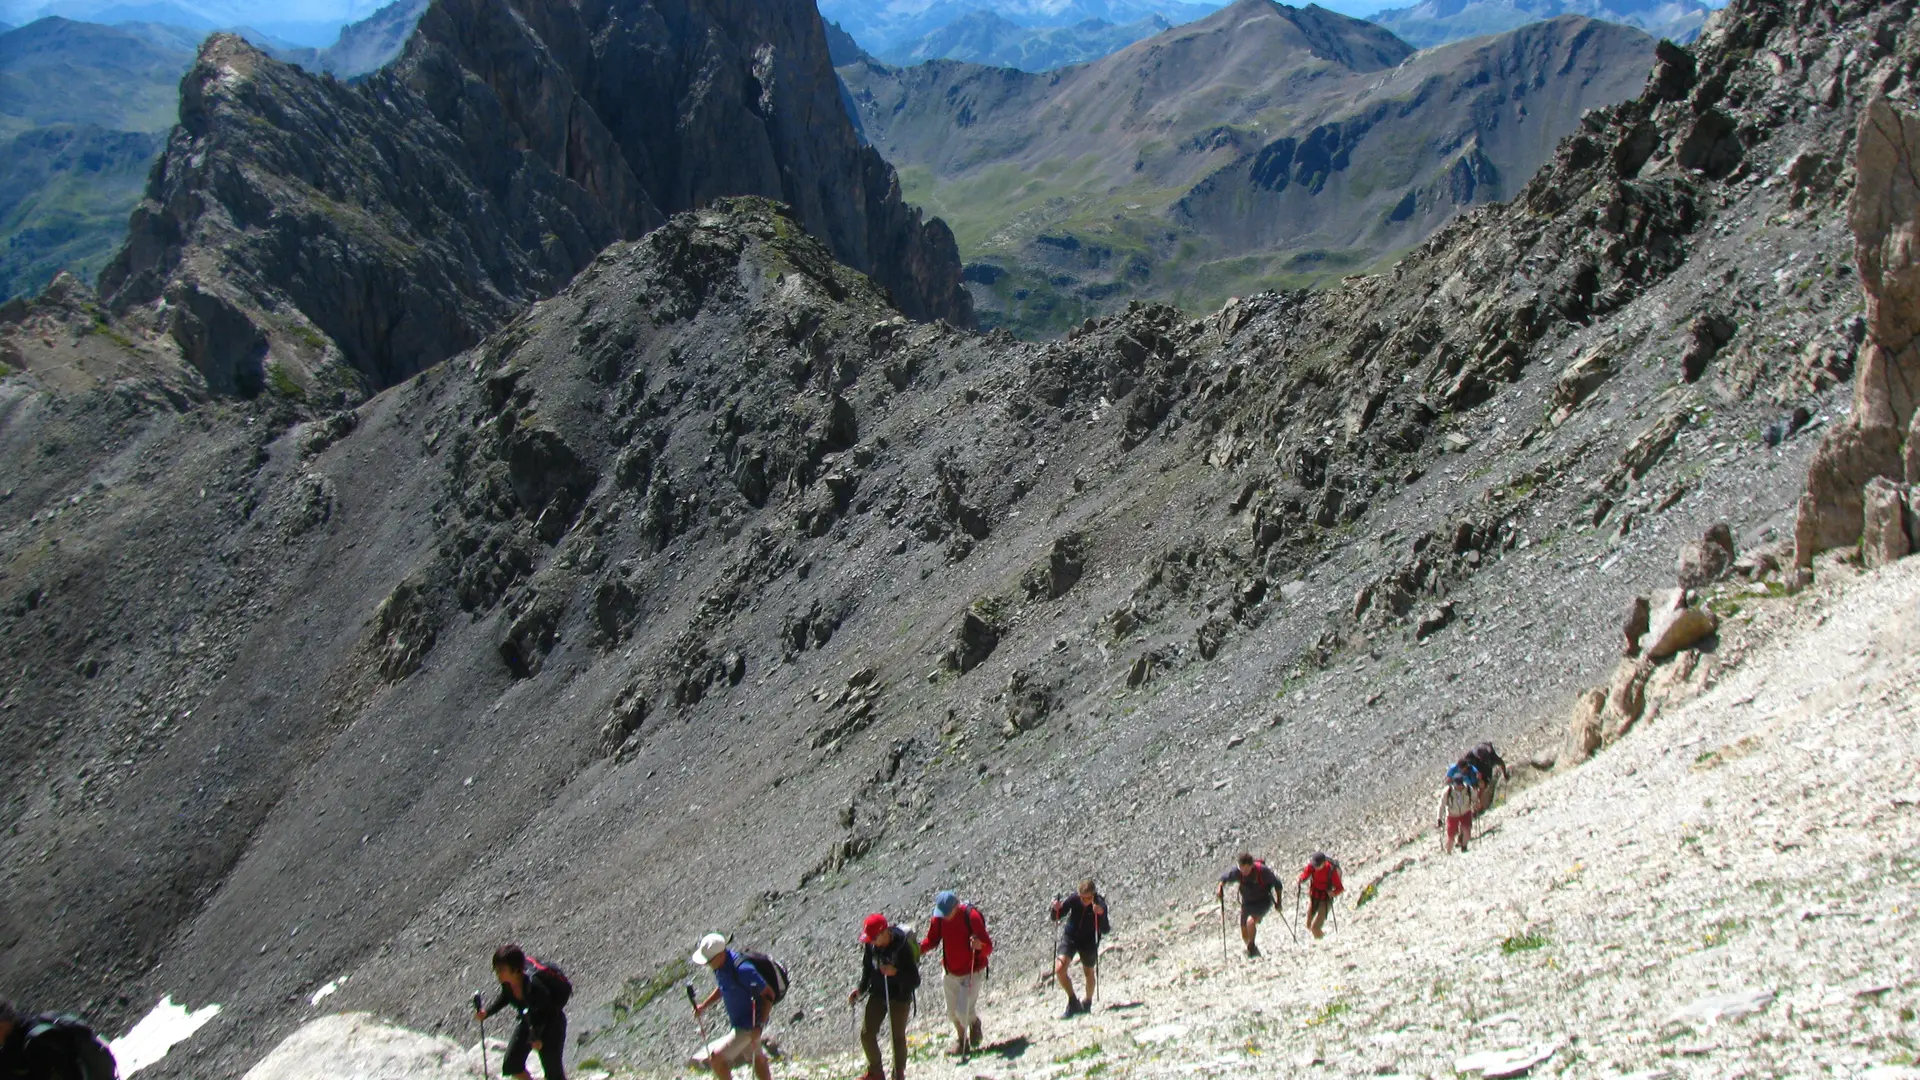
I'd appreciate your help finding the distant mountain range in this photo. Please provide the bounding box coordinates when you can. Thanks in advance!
[0,0,382,47]
[880,9,1174,70]
[1369,0,1712,46]
[819,0,1222,54]
[840,0,1655,335]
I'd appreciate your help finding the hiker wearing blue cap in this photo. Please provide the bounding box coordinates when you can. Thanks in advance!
[919,890,993,1058]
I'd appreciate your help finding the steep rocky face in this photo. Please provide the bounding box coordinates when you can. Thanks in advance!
[1795,96,1920,563]
[842,1,1652,335]
[98,0,971,398]
[0,0,1900,1073]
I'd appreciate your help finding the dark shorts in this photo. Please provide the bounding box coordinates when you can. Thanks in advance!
[1056,931,1099,967]
[1241,898,1273,923]
[503,1012,567,1080]
[1307,893,1332,921]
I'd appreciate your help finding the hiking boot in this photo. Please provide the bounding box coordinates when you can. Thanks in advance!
[1061,995,1083,1019]
[1246,941,1261,958]
[970,1017,983,1045]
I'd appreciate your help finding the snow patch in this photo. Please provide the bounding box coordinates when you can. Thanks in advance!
[110,996,223,1077]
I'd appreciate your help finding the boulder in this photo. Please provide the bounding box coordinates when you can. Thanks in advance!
[1621,594,1651,656]
[1549,347,1612,424]
[1861,476,1912,567]
[1564,687,1606,766]
[1794,422,1905,566]
[1640,589,1717,659]
[1676,522,1735,589]
[241,1014,472,1080]
[1602,656,1654,741]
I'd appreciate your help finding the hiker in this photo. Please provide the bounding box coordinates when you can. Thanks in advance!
[1297,853,1344,939]
[1461,742,1511,812]
[688,933,773,1080]
[1050,879,1110,1017]
[919,890,993,1058]
[0,998,117,1080]
[846,913,919,1080]
[1439,768,1476,854]
[1216,852,1283,957]
[475,944,570,1080]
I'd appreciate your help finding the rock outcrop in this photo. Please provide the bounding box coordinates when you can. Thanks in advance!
[1796,96,1920,566]
[99,0,971,397]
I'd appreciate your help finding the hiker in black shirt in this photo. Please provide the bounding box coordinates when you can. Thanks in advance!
[1217,853,1283,958]
[0,999,115,1080]
[846,913,919,1080]
[1462,742,1511,812]
[475,944,570,1080]
[1050,879,1110,1018]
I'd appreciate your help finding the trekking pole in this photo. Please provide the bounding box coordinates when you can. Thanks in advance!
[686,983,710,1041]
[1218,895,1228,965]
[472,992,487,1080]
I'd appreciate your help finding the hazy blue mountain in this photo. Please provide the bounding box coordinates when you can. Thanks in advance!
[880,9,1174,70]
[819,0,1222,53]
[1369,0,1711,46]
[0,123,164,299]
[0,16,192,138]
[270,0,425,75]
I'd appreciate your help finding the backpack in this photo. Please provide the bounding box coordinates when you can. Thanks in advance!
[527,957,572,1008]
[737,950,791,1004]
[25,1014,118,1080]
[1306,858,1341,893]
[1446,763,1474,785]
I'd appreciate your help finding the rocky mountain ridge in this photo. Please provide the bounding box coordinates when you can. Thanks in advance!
[841,0,1654,334]
[877,9,1176,70]
[818,0,1221,55]
[96,0,972,399]
[0,0,1910,1078]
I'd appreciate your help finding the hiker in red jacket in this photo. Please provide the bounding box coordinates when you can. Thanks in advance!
[1297,853,1343,940]
[919,890,993,1058]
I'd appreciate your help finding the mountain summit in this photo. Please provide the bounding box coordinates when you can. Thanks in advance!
[97,0,972,397]
[841,0,1652,333]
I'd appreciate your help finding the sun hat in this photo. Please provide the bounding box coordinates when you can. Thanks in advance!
[860,913,890,943]
[931,890,959,918]
[692,932,729,965]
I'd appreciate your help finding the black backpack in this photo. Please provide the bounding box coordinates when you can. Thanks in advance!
[527,957,573,1008]
[737,950,791,1004]
[25,1014,118,1080]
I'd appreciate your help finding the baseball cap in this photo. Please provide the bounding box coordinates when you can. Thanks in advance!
[692,932,729,965]
[931,891,958,918]
[860,913,889,943]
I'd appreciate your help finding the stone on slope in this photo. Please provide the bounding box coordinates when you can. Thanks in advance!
[1622,594,1651,656]
[1640,589,1717,659]
[1454,1041,1562,1077]
[1603,655,1654,741]
[1861,476,1912,567]
[1565,686,1606,765]
[241,1014,473,1080]
[1671,988,1775,1025]
[1676,522,1735,589]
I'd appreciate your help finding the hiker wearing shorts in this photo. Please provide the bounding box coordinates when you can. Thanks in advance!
[920,890,993,1058]
[1216,853,1283,957]
[476,944,569,1080]
[1462,742,1510,812]
[1050,879,1110,1017]
[688,933,773,1080]
[1439,774,1475,854]
[847,913,919,1080]
[1297,853,1343,939]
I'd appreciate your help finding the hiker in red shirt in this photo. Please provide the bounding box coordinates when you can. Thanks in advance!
[1297,853,1344,939]
[919,890,993,1059]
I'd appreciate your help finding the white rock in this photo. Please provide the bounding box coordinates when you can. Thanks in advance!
[242,1014,478,1080]
[1671,988,1775,1025]
[1133,1023,1188,1045]
[1455,1041,1561,1077]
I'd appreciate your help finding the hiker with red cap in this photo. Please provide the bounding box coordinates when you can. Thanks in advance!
[846,913,920,1080]
[919,890,993,1058]
[1297,853,1343,939]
